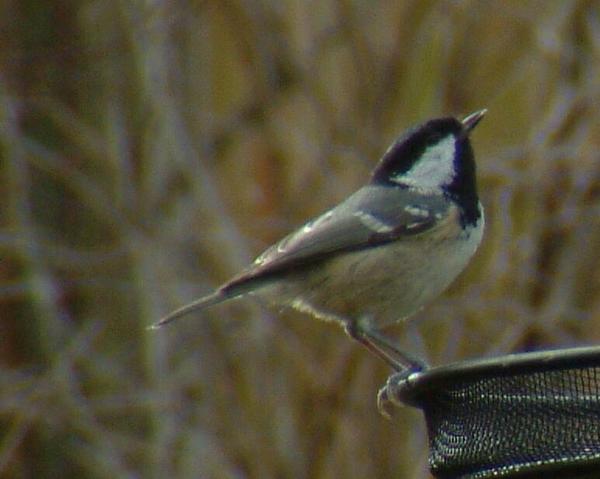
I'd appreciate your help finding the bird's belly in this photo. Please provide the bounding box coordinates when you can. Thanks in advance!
[260,228,481,328]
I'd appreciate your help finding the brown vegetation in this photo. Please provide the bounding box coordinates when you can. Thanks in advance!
[3,1,600,478]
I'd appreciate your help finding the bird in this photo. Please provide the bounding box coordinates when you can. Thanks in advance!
[152,110,486,371]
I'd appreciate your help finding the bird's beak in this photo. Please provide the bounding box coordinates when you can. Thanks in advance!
[461,109,487,133]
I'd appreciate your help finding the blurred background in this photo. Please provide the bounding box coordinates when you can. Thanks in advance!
[3,1,600,478]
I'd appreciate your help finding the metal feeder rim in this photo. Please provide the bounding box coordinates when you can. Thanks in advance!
[396,345,600,403]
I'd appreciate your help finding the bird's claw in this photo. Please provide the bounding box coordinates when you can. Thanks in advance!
[377,384,396,419]
[376,368,423,418]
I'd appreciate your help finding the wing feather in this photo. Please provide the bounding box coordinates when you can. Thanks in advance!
[223,186,451,295]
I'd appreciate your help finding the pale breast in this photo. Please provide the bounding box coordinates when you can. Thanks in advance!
[259,205,484,329]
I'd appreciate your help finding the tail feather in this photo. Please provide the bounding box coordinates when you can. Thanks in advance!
[149,290,228,330]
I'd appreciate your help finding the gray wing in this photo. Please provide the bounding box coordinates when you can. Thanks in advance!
[223,185,452,294]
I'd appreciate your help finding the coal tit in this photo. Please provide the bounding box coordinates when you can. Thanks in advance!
[152,110,486,371]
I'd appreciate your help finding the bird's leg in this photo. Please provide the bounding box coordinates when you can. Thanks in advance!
[345,323,401,371]
[365,328,427,371]
[344,320,427,372]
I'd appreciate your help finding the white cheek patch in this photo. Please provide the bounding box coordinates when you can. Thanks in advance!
[392,135,457,189]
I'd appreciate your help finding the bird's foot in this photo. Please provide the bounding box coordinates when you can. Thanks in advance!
[376,369,422,419]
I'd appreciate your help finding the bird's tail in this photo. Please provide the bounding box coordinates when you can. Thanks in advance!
[148,290,228,330]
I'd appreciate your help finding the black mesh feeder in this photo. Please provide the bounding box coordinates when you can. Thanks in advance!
[378,346,600,478]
